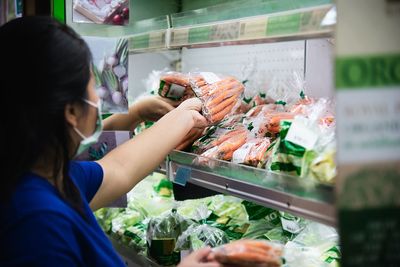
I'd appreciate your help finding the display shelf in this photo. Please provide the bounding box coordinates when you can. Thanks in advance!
[169,3,335,48]
[166,150,336,227]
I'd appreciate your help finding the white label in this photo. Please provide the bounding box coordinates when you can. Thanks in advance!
[285,120,318,150]
[232,143,253,164]
[336,88,400,164]
[149,31,165,48]
[281,217,302,234]
[200,72,221,84]
[167,84,186,98]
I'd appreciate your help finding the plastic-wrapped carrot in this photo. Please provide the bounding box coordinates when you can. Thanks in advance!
[232,138,271,167]
[190,72,245,124]
[266,112,294,134]
[199,127,248,161]
[207,239,282,267]
[158,72,195,101]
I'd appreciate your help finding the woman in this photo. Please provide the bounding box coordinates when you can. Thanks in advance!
[0,17,219,267]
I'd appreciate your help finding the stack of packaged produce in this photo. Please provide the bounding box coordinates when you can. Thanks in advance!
[94,174,340,267]
[152,70,336,185]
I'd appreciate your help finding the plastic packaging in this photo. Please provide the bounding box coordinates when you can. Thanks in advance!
[268,98,336,182]
[232,138,272,167]
[283,222,339,267]
[175,205,229,251]
[158,71,195,101]
[198,127,249,161]
[190,72,245,124]
[146,209,193,265]
[208,239,283,267]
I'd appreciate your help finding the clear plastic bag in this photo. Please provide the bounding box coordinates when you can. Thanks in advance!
[232,138,272,167]
[146,209,193,266]
[158,71,195,101]
[283,222,339,267]
[198,126,249,162]
[190,72,245,124]
[175,205,229,251]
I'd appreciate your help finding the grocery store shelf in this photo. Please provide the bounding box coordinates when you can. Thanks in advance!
[169,3,335,48]
[166,151,336,227]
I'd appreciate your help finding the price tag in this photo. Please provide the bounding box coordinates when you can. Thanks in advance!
[285,120,318,150]
[200,72,221,84]
[174,167,192,186]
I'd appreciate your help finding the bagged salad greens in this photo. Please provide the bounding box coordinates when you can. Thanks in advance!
[176,205,229,251]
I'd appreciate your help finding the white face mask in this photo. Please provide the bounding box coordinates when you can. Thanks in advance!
[73,99,103,157]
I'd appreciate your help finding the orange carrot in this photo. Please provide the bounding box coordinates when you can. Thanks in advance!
[207,94,238,115]
[210,102,236,123]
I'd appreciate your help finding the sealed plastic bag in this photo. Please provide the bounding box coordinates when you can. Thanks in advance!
[158,71,195,101]
[283,222,339,267]
[198,126,249,161]
[146,209,193,265]
[176,205,229,251]
[190,72,245,124]
[232,138,272,167]
[208,239,283,267]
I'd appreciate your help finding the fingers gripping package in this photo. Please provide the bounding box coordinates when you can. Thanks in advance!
[190,72,245,124]
[208,239,283,267]
[158,72,196,101]
[175,127,205,151]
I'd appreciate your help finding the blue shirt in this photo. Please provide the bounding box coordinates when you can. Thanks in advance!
[0,161,125,267]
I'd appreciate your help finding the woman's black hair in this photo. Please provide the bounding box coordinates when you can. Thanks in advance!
[0,17,92,217]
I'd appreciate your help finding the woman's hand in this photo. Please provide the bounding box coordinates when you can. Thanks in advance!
[175,98,208,129]
[178,247,221,267]
[135,95,179,122]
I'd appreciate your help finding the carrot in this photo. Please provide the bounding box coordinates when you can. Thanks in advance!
[206,88,242,109]
[267,113,294,133]
[210,102,236,123]
[213,128,246,146]
[207,94,238,115]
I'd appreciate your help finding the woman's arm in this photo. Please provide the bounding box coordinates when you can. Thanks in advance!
[90,98,206,210]
[103,96,178,131]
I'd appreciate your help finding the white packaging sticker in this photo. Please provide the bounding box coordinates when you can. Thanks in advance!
[285,120,318,150]
[200,72,221,84]
[232,143,253,164]
[167,84,186,98]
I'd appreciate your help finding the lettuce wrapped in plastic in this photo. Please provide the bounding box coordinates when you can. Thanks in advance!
[283,222,339,267]
[207,195,249,223]
[176,224,229,251]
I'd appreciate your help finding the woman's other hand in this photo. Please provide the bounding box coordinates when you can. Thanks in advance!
[178,247,221,267]
[135,95,179,122]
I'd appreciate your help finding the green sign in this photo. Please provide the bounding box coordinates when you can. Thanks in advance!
[336,54,400,89]
[189,26,211,44]
[267,13,301,36]
[131,34,150,49]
